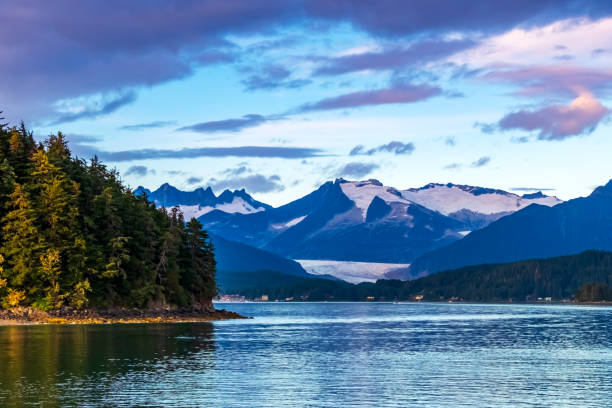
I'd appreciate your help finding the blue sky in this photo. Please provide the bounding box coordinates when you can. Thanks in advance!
[2,1,612,205]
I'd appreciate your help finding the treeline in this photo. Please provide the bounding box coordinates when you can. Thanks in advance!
[235,250,612,302]
[0,119,216,310]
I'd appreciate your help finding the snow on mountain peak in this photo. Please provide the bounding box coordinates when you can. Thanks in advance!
[401,183,562,216]
[339,179,411,219]
[179,196,265,220]
[135,184,268,218]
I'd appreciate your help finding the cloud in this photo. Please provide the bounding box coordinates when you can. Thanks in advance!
[444,157,492,170]
[70,144,324,162]
[241,64,311,90]
[445,136,456,146]
[125,165,155,177]
[349,141,415,156]
[49,91,136,125]
[443,163,462,170]
[481,65,612,98]
[197,50,235,65]
[306,1,612,37]
[221,165,251,176]
[0,1,296,121]
[496,91,610,140]
[208,174,284,193]
[510,187,556,192]
[473,121,497,134]
[314,39,476,76]
[119,121,176,131]
[336,162,380,178]
[178,114,275,133]
[186,176,203,185]
[165,170,186,176]
[298,83,441,112]
[4,1,612,122]
[471,156,491,167]
[180,83,438,135]
[64,134,104,144]
[592,48,612,56]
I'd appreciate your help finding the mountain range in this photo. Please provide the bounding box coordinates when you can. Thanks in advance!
[135,179,572,283]
[173,179,559,263]
[405,179,612,279]
[234,250,612,302]
[134,183,270,220]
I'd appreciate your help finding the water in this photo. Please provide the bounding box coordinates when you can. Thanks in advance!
[0,303,611,407]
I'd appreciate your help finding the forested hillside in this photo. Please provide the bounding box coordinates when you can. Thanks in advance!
[235,251,612,302]
[0,119,216,310]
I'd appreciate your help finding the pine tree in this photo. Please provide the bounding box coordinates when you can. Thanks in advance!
[39,248,68,310]
[0,254,6,298]
[93,186,130,279]
[0,122,218,310]
[5,124,35,181]
[0,159,16,219]
[182,218,217,306]
[29,150,89,307]
[1,184,44,291]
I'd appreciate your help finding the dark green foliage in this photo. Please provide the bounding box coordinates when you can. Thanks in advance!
[574,282,612,302]
[0,123,216,310]
[234,251,612,302]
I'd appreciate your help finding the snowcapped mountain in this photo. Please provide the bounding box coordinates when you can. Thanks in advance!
[135,179,563,271]
[199,179,467,263]
[406,179,612,279]
[401,183,562,229]
[338,179,406,220]
[134,183,270,220]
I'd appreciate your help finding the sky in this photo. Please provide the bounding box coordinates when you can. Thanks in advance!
[2,0,612,206]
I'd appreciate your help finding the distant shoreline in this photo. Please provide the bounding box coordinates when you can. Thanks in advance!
[216,300,612,306]
[0,307,247,326]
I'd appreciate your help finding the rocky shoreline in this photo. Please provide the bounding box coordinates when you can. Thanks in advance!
[0,306,247,325]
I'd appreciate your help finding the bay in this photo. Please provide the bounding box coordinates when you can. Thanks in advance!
[0,303,611,407]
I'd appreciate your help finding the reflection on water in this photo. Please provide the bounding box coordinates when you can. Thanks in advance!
[0,303,611,407]
[0,324,215,407]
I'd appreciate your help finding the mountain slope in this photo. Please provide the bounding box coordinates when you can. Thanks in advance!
[211,234,311,278]
[235,250,612,302]
[406,179,612,278]
[402,183,562,229]
[203,179,467,263]
[211,235,329,292]
[137,179,562,267]
[198,180,342,248]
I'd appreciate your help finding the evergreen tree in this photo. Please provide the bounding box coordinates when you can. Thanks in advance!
[39,248,68,309]
[30,150,89,306]
[1,184,44,292]
[182,218,217,306]
[155,207,187,306]
[0,122,217,310]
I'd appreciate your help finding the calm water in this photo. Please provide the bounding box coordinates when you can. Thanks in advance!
[0,303,611,407]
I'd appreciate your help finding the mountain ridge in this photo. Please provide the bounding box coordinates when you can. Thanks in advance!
[134,183,271,220]
[134,179,563,268]
[406,179,612,279]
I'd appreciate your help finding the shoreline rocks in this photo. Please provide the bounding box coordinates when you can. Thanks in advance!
[0,306,247,325]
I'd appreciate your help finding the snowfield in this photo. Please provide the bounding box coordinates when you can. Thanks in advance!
[295,259,411,284]
[179,197,265,219]
[339,180,410,220]
[401,183,562,215]
[338,179,562,222]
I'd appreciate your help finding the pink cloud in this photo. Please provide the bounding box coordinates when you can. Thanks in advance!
[482,65,612,97]
[498,90,610,140]
[299,84,441,111]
